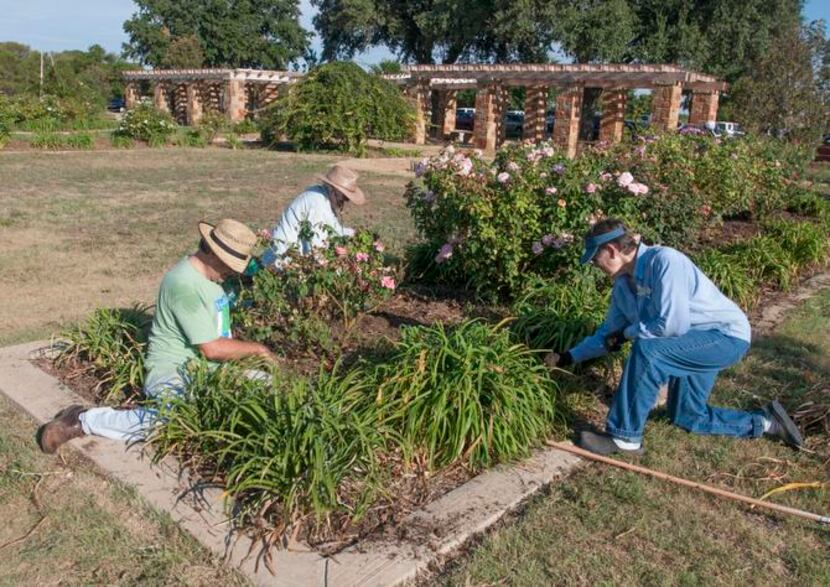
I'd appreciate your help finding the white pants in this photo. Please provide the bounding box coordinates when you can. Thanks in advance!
[79,369,270,443]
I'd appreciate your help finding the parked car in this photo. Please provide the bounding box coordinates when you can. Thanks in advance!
[504,110,525,137]
[455,107,475,131]
[712,121,745,138]
[107,97,126,112]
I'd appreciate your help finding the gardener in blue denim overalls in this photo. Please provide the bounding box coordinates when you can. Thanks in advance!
[546,219,803,456]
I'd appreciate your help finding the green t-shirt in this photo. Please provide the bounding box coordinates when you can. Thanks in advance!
[144,257,231,390]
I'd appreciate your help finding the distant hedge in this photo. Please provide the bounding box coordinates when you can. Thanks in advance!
[259,61,415,156]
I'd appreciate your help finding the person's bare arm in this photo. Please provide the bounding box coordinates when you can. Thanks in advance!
[198,338,277,363]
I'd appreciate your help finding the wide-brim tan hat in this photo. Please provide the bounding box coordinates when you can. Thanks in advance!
[317,164,366,206]
[198,219,257,274]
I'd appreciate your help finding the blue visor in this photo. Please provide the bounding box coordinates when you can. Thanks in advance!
[580,226,626,265]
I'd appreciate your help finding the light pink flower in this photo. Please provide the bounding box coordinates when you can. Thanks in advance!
[373,240,385,252]
[617,172,634,187]
[355,252,369,262]
[532,241,544,255]
[497,172,510,183]
[557,198,567,208]
[259,228,272,240]
[540,172,548,179]
[456,158,473,176]
[699,204,712,217]
[585,183,598,194]
[335,246,348,256]
[545,186,558,196]
[599,172,612,182]
[507,161,520,172]
[380,275,396,289]
[541,234,555,246]
[435,243,454,264]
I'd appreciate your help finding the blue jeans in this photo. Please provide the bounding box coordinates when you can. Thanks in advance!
[606,330,765,443]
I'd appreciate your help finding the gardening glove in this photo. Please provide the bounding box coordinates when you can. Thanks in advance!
[544,351,573,370]
[603,331,626,353]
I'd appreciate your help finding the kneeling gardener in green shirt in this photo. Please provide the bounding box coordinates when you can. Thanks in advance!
[38,218,276,452]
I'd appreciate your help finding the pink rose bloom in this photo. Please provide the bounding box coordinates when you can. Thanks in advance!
[373,240,385,252]
[457,159,473,176]
[557,198,567,208]
[532,241,544,255]
[259,228,272,240]
[599,172,612,182]
[545,186,558,195]
[497,172,510,183]
[355,252,369,262]
[585,183,598,193]
[507,161,520,172]
[380,275,396,290]
[541,234,555,246]
[638,183,649,194]
[335,246,348,256]
[617,172,634,187]
[540,172,548,178]
[435,243,454,264]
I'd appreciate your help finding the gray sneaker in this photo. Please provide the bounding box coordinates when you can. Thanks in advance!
[577,430,645,456]
[764,400,803,448]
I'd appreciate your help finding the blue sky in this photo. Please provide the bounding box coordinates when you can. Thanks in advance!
[0,0,828,64]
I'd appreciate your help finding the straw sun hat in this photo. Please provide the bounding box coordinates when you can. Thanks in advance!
[317,164,366,206]
[198,218,257,274]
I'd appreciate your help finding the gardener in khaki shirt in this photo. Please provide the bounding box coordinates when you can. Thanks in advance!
[38,219,277,452]
[547,218,803,456]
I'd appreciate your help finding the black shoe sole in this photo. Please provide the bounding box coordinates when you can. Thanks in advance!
[769,400,803,448]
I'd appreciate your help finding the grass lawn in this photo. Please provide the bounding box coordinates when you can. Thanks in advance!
[440,290,830,585]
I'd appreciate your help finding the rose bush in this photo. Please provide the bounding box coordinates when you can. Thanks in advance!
[234,229,398,355]
[406,134,817,298]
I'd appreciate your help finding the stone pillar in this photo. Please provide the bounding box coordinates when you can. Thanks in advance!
[437,90,457,138]
[598,88,626,144]
[125,82,139,110]
[553,86,583,159]
[523,86,547,143]
[405,82,430,145]
[185,83,203,126]
[473,82,504,154]
[225,79,248,123]
[153,82,170,114]
[651,83,682,132]
[688,90,719,127]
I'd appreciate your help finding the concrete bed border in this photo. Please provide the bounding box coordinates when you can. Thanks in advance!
[0,341,581,587]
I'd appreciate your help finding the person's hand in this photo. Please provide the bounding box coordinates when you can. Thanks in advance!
[604,331,626,352]
[544,351,573,369]
[257,345,279,363]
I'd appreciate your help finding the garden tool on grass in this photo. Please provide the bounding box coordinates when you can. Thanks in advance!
[547,441,830,525]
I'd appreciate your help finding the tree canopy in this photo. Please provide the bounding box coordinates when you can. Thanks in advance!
[310,0,560,64]
[123,0,310,69]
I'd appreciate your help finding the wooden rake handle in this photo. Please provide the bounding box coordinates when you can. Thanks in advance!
[546,441,830,525]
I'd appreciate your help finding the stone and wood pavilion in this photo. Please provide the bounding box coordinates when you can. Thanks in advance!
[123,63,725,157]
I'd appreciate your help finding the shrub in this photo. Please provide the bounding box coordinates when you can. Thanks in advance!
[172,128,208,148]
[234,230,397,355]
[148,359,387,529]
[225,132,243,150]
[55,306,151,404]
[510,271,609,352]
[367,320,561,470]
[30,132,65,150]
[197,110,227,143]
[694,249,760,310]
[111,134,135,149]
[259,61,415,156]
[406,134,819,299]
[113,100,177,145]
[232,118,258,134]
[65,132,94,150]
